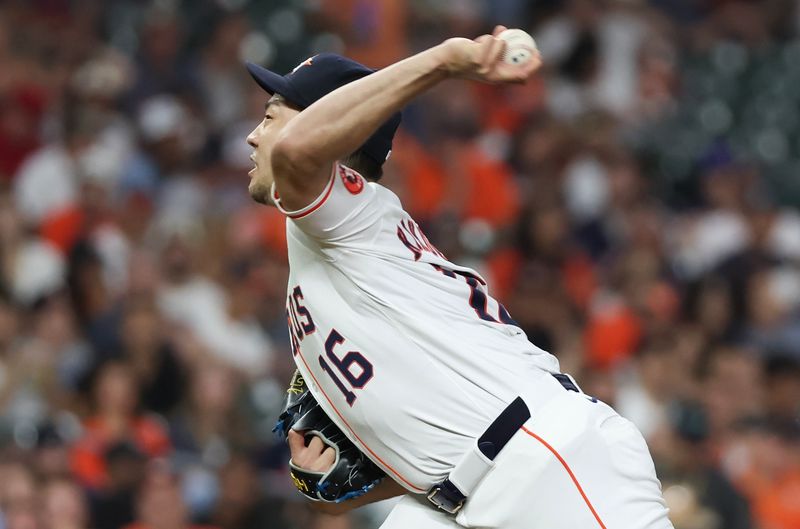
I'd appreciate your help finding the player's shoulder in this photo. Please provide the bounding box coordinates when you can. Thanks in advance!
[372,181,402,208]
[336,161,402,208]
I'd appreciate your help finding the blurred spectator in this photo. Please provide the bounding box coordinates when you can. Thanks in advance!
[70,361,170,490]
[0,87,46,181]
[12,102,106,228]
[317,0,408,67]
[723,419,800,529]
[32,422,74,480]
[169,362,253,474]
[0,461,38,529]
[702,347,764,437]
[120,94,205,215]
[0,193,66,306]
[89,442,146,529]
[762,356,800,422]
[655,403,752,529]
[684,275,737,345]
[742,267,800,359]
[209,454,290,529]
[122,461,217,529]
[655,401,752,529]
[615,336,677,441]
[155,230,273,376]
[668,164,752,280]
[0,293,87,434]
[119,295,185,415]
[125,9,198,110]
[197,13,251,133]
[66,240,122,361]
[40,477,90,529]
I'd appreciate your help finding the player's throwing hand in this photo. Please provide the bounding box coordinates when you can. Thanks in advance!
[440,25,541,84]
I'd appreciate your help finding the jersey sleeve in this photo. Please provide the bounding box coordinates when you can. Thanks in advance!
[270,162,385,243]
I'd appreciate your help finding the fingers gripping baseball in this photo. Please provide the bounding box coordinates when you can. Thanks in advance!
[474,35,506,77]
[492,25,508,36]
[443,25,541,84]
[288,429,336,472]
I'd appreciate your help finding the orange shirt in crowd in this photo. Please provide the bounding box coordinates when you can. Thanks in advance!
[739,468,800,529]
[394,134,520,228]
[319,0,408,67]
[474,81,547,135]
[40,205,84,253]
[485,248,522,303]
[584,301,642,370]
[70,416,171,489]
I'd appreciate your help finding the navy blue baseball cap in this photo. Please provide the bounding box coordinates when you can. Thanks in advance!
[246,53,402,166]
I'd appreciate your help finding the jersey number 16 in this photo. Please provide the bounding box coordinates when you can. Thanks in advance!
[289,287,374,406]
[318,329,374,406]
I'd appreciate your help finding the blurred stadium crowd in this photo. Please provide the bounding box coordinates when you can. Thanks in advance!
[0,0,799,528]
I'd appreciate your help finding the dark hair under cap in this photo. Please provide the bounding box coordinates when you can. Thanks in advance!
[246,53,401,167]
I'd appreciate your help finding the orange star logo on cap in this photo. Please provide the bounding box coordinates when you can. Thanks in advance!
[291,56,315,73]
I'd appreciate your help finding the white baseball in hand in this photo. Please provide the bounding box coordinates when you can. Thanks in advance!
[497,28,537,66]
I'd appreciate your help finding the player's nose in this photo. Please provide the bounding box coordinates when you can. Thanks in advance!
[246,127,258,148]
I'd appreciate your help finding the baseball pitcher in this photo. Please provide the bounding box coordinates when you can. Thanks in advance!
[245,25,675,529]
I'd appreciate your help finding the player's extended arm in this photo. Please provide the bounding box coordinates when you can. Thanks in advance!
[271,25,542,210]
[288,430,407,514]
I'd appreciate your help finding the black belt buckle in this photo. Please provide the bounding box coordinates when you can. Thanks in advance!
[427,480,465,515]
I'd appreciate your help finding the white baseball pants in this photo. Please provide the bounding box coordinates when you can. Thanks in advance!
[379,385,674,529]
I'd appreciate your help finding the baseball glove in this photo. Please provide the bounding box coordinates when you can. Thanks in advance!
[274,370,385,503]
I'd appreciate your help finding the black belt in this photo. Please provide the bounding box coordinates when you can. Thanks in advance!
[427,372,583,514]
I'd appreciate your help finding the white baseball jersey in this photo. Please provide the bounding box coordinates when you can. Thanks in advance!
[273,162,560,493]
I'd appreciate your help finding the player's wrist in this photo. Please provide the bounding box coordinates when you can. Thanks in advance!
[435,38,479,78]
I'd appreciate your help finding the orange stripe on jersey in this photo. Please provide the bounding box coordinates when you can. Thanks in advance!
[521,426,608,529]
[294,349,426,493]
[272,166,336,220]
[289,176,335,219]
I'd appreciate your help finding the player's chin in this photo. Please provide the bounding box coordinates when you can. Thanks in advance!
[248,179,272,205]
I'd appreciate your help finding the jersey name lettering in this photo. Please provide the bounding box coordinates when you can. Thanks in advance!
[431,265,519,326]
[287,285,316,350]
[396,219,445,261]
